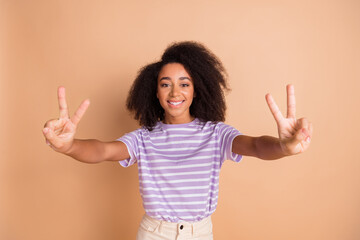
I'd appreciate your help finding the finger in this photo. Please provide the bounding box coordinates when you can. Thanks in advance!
[45,139,52,147]
[286,84,296,119]
[306,122,313,143]
[58,86,69,119]
[265,93,284,124]
[44,118,66,133]
[71,99,90,126]
[296,118,311,142]
[44,119,58,130]
[287,127,308,152]
[296,118,309,130]
[42,127,62,149]
[308,122,313,138]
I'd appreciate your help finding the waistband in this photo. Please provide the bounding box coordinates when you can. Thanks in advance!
[142,214,212,233]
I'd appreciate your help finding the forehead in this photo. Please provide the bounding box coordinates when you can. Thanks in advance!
[158,63,191,79]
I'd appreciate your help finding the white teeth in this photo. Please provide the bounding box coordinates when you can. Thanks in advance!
[169,101,183,106]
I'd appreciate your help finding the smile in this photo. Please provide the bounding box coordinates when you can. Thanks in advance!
[167,100,185,107]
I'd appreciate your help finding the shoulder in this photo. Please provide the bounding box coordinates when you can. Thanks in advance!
[126,121,163,134]
[200,120,234,131]
[204,120,241,137]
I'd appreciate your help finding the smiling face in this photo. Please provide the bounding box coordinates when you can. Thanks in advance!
[157,63,195,124]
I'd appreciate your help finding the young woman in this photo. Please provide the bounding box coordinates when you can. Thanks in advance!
[43,41,312,240]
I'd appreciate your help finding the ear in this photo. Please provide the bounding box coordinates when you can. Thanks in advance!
[156,91,159,99]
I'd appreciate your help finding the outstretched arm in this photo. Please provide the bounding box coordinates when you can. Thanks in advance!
[42,87,129,163]
[232,84,313,160]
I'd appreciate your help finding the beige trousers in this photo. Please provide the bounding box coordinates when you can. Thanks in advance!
[136,214,213,240]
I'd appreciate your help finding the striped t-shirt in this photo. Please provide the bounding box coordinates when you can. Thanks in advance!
[117,118,242,223]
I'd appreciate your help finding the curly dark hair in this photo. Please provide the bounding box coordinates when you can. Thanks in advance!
[126,41,230,130]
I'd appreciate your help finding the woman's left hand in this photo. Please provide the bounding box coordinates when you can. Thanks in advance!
[265,84,313,155]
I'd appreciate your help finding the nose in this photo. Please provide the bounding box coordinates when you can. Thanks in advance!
[170,85,180,97]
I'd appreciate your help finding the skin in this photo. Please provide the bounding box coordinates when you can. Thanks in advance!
[42,63,313,162]
[232,85,313,160]
[43,87,129,163]
[157,63,195,124]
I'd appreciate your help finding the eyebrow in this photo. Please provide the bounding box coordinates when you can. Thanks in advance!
[159,77,191,81]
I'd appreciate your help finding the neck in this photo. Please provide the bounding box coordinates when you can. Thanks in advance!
[163,116,195,124]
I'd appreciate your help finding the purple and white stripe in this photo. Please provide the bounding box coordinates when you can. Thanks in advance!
[117,118,242,223]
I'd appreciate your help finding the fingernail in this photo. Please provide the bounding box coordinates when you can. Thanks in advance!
[43,128,49,133]
[306,137,311,143]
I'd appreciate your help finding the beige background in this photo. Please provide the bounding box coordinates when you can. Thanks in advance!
[1,0,360,239]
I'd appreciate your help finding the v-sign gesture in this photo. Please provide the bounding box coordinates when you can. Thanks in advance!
[43,87,90,153]
[266,84,313,155]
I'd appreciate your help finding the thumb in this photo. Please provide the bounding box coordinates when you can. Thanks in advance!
[42,127,62,150]
[283,127,309,154]
[292,128,309,144]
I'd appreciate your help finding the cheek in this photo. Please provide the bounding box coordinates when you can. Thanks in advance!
[156,87,164,100]
[156,90,167,104]
[184,88,195,99]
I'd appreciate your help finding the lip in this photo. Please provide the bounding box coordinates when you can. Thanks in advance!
[167,100,185,108]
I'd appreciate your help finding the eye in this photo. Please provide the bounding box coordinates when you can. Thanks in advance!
[160,83,170,88]
[181,83,190,87]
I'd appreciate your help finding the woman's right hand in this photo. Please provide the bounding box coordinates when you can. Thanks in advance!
[42,87,90,154]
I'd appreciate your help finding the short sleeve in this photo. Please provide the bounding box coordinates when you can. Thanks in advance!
[116,129,141,168]
[217,123,243,164]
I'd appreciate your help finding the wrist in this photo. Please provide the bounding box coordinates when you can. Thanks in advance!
[63,139,76,156]
[279,139,292,157]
